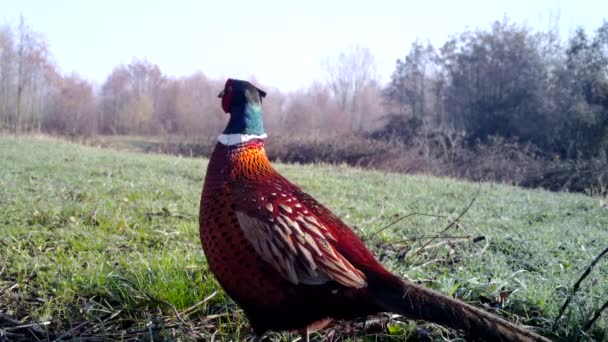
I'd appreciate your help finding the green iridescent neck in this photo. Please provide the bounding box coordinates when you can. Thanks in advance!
[223,103,265,136]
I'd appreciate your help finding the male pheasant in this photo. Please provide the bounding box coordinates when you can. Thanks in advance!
[199,78,550,341]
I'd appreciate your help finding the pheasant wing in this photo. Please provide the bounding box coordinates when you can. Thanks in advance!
[232,187,367,288]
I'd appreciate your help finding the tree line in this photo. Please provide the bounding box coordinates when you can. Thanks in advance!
[1,16,607,161]
[384,18,608,159]
[0,16,383,139]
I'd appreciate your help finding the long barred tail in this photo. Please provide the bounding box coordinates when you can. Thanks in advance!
[370,274,550,341]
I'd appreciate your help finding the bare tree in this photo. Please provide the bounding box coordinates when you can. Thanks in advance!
[100,65,129,134]
[48,73,97,136]
[12,15,55,134]
[0,24,15,130]
[99,58,166,134]
[324,46,379,132]
[15,15,25,134]
[174,72,225,137]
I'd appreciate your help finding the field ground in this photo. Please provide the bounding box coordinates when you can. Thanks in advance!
[1,136,607,341]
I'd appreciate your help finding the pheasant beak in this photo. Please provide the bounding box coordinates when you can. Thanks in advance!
[217,90,225,98]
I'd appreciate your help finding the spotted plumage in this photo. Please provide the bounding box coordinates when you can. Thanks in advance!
[200,138,380,334]
[199,78,550,341]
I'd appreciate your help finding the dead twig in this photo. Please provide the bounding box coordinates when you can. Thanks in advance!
[366,183,481,241]
[53,320,90,341]
[400,235,472,241]
[406,184,481,261]
[126,323,181,336]
[366,212,430,240]
[182,291,217,317]
[417,238,471,252]
[366,212,469,241]
[552,244,608,331]
[578,298,608,340]
[0,313,52,340]
[162,300,187,326]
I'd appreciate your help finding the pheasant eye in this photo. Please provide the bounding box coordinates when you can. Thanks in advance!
[227,86,233,92]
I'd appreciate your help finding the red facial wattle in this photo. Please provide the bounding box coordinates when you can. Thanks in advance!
[221,80,233,114]
[221,92,232,113]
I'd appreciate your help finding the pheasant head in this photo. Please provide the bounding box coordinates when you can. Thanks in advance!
[217,79,267,144]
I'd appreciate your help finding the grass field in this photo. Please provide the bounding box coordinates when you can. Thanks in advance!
[1,136,607,341]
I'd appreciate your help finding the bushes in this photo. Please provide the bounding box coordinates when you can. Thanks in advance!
[88,133,608,196]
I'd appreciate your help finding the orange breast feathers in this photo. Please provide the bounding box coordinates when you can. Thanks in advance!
[222,142,368,289]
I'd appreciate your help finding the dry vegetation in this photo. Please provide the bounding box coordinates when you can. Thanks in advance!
[85,133,608,196]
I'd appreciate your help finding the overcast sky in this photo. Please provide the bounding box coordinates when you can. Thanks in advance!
[1,0,606,91]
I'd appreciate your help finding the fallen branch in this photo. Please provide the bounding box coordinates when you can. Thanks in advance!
[578,298,608,340]
[553,244,608,331]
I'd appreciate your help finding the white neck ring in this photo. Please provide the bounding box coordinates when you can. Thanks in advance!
[217,133,267,146]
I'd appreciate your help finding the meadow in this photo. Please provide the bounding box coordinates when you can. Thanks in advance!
[1,136,607,341]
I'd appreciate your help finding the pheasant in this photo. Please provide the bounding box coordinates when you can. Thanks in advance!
[199,78,550,341]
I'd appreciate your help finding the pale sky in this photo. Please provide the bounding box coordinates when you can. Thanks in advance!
[1,0,606,91]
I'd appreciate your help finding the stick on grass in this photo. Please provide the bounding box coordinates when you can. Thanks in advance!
[578,298,608,341]
[366,183,480,241]
[406,184,481,261]
[552,244,608,331]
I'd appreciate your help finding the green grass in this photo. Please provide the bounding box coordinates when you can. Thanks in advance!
[1,136,607,341]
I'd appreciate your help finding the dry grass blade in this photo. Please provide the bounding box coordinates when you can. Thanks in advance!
[365,210,470,241]
[553,244,608,331]
[162,300,187,326]
[182,291,217,317]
